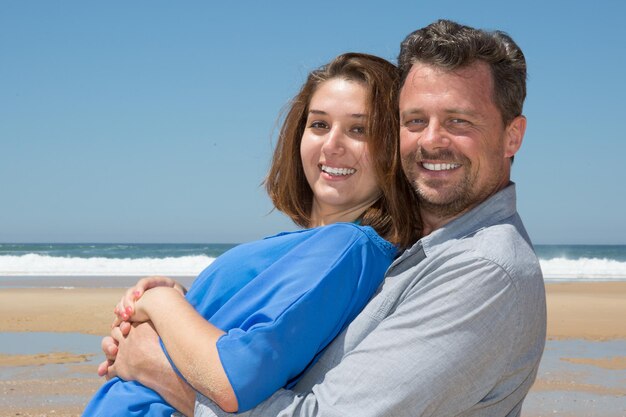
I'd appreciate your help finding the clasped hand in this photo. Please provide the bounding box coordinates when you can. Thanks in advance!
[97,276,187,379]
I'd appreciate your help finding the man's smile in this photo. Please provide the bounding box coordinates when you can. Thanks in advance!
[421,162,461,171]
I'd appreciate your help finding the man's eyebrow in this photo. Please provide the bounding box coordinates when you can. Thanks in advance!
[400,108,422,118]
[445,108,480,117]
[400,108,481,118]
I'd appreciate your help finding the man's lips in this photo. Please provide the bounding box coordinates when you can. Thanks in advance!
[421,162,461,171]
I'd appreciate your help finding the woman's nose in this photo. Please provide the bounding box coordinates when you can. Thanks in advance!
[321,127,345,155]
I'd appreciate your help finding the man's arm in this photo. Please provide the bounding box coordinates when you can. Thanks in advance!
[103,321,197,417]
[195,257,537,417]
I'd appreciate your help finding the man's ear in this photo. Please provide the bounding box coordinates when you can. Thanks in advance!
[504,115,526,158]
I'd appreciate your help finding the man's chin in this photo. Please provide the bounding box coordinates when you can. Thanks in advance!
[416,189,472,219]
[416,187,458,205]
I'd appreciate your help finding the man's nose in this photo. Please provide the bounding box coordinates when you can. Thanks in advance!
[419,121,450,150]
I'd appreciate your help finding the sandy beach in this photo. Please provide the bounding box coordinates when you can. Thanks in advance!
[1,282,625,416]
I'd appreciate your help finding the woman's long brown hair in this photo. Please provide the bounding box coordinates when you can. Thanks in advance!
[265,52,421,249]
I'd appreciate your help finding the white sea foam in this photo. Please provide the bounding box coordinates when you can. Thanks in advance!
[0,254,214,276]
[2,254,626,281]
[540,257,626,281]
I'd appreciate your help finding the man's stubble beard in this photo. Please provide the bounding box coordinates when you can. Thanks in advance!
[401,148,479,220]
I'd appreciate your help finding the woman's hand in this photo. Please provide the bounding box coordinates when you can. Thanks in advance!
[112,276,187,327]
[98,321,197,416]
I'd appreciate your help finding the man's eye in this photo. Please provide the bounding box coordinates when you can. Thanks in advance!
[403,119,426,130]
[447,119,474,133]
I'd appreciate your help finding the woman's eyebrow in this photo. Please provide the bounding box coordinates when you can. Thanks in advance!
[308,110,367,119]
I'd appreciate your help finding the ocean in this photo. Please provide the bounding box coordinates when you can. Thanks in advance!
[0,243,625,286]
[0,243,235,288]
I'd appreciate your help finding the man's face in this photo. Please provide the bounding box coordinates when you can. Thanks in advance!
[399,61,524,221]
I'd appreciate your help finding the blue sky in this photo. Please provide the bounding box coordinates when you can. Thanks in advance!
[1,1,624,244]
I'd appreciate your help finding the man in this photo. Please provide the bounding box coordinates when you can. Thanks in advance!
[102,19,546,416]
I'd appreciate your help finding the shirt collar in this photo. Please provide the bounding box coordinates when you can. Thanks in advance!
[395,182,517,265]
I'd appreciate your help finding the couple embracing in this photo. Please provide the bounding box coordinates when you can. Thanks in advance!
[85,19,545,417]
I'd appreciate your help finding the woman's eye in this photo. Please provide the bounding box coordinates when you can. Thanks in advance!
[350,126,365,135]
[309,121,328,130]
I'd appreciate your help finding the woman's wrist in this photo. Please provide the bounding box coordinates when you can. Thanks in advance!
[136,286,185,322]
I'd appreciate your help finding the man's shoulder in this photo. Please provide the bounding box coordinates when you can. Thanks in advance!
[463,220,541,279]
[395,214,542,292]
[412,219,545,321]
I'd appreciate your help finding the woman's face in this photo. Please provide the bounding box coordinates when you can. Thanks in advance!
[300,78,381,221]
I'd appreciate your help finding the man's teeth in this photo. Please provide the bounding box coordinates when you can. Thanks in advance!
[321,165,356,176]
[422,162,460,171]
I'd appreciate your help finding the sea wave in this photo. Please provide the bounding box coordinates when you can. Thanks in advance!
[0,254,214,276]
[540,257,626,281]
[1,254,626,281]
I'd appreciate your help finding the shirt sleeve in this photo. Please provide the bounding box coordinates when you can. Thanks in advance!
[196,254,526,417]
[216,224,393,412]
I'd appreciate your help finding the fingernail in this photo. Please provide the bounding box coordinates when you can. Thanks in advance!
[133,290,141,297]
[125,306,132,314]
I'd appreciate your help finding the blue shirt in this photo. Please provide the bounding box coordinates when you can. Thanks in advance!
[181,223,396,411]
[83,223,396,416]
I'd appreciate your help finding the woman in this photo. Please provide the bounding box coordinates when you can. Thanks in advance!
[83,52,420,417]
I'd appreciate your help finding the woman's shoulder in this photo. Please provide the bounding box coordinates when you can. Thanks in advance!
[268,222,372,240]
[278,223,397,258]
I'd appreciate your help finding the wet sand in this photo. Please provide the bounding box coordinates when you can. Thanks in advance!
[1,282,625,416]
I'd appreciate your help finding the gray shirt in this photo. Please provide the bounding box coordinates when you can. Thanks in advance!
[193,183,546,417]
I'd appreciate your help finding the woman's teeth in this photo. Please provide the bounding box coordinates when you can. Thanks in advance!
[321,165,356,176]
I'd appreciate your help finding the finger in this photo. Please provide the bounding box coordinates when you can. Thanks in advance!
[136,277,149,288]
[119,321,132,336]
[101,335,117,355]
[111,315,122,329]
[97,359,112,377]
[111,304,124,328]
[106,362,118,381]
[116,300,130,321]
[123,286,139,313]
[110,326,125,343]
[142,275,174,292]
[136,277,153,294]
[102,337,119,362]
